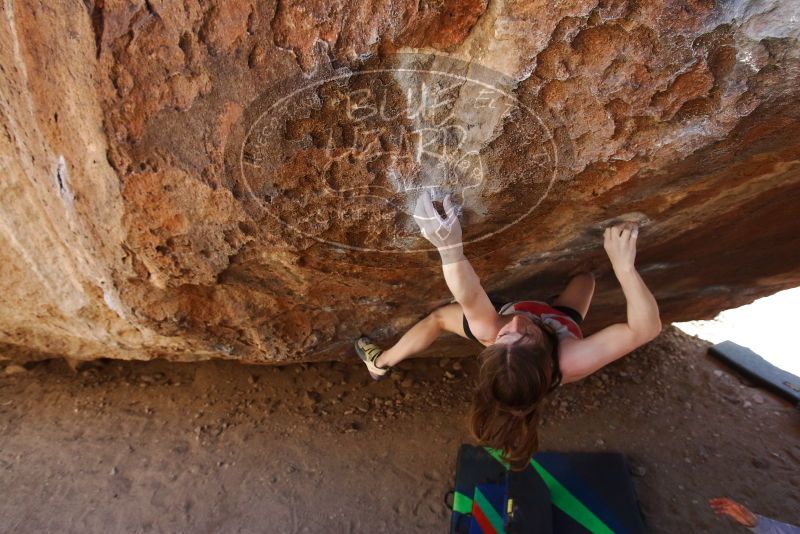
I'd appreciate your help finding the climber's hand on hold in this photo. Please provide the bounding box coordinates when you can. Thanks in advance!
[414,191,465,264]
[604,222,638,274]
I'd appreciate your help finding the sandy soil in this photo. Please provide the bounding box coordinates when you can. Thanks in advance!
[0,326,798,533]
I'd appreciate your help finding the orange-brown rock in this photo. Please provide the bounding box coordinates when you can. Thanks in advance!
[0,0,798,363]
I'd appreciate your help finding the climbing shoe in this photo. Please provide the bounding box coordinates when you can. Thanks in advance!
[355,336,390,380]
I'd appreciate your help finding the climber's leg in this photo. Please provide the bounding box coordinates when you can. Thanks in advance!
[551,272,595,321]
[379,302,467,367]
[356,303,467,378]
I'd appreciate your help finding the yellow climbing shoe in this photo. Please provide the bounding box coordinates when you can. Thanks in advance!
[354,336,390,380]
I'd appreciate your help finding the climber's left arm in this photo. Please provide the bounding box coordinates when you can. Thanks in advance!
[559,223,661,383]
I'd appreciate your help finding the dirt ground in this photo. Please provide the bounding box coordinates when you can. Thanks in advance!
[0,326,798,533]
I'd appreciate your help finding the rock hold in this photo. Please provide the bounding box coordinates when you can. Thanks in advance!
[3,365,28,376]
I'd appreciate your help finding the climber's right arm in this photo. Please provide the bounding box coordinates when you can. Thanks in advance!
[414,192,501,339]
[441,259,501,340]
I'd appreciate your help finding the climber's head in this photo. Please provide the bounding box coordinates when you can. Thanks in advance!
[494,313,546,348]
[469,315,559,470]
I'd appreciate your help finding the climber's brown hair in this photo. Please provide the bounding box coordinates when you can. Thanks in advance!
[468,328,557,470]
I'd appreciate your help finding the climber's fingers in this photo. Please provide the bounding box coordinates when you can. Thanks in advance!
[414,191,437,223]
[414,194,426,220]
[423,190,443,221]
[604,224,624,242]
[623,222,639,241]
[443,194,455,220]
[443,194,462,228]
[605,222,639,243]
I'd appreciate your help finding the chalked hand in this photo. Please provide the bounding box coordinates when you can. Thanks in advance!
[414,191,465,264]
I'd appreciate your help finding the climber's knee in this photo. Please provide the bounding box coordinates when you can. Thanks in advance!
[430,303,467,336]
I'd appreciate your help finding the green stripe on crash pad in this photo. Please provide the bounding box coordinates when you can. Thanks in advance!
[484,447,615,534]
[453,491,473,514]
[473,486,506,534]
[530,459,615,534]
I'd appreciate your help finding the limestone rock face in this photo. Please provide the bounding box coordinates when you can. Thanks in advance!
[1,0,799,363]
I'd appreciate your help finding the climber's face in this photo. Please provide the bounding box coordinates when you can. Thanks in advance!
[494,313,543,347]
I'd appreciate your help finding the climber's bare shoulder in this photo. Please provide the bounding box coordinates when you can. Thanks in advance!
[459,291,503,345]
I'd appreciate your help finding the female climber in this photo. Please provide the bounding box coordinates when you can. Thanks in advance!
[355,191,662,469]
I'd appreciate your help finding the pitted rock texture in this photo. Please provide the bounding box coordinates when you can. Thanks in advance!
[0,0,799,363]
